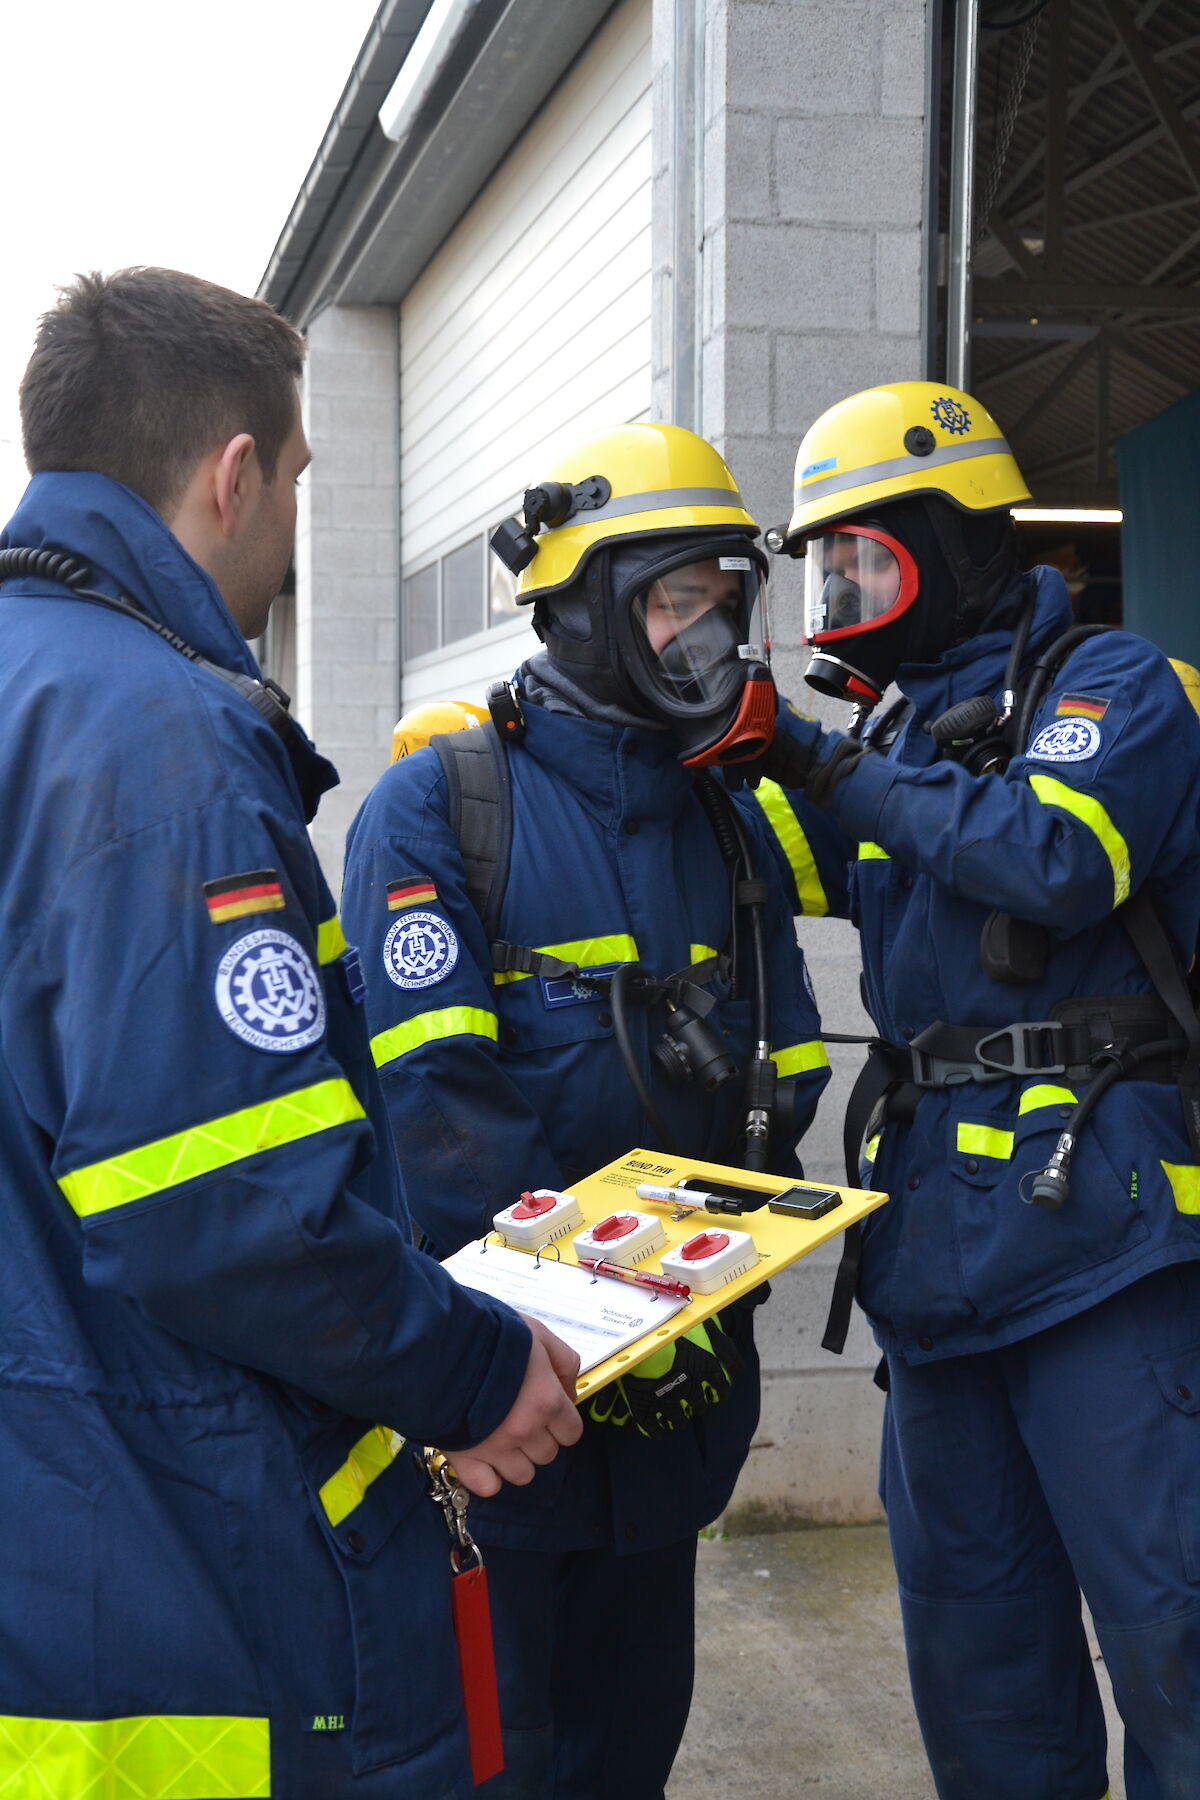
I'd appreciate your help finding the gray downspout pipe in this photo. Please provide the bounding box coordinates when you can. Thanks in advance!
[946,0,980,390]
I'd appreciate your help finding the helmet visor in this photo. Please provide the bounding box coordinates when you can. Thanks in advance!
[629,556,768,718]
[802,525,917,644]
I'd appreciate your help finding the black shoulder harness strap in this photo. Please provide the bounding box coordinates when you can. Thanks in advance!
[429,717,738,990]
[429,722,513,947]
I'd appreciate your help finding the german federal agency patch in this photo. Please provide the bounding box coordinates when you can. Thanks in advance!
[1028,717,1103,764]
[1055,693,1109,721]
[386,875,438,911]
[204,869,285,924]
[215,928,325,1053]
[383,910,459,990]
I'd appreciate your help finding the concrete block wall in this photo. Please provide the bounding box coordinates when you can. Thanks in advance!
[652,0,929,1522]
[295,304,402,881]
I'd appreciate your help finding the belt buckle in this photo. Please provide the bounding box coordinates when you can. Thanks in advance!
[909,1047,1004,1087]
[974,1021,1066,1078]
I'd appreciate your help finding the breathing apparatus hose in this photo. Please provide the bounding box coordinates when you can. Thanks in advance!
[1022,1037,1178,1210]
[694,771,774,1170]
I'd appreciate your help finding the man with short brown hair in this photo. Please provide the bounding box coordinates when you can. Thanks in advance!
[0,266,581,1800]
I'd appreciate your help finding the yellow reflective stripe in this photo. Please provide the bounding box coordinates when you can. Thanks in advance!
[858,841,889,861]
[0,1712,270,1798]
[319,1425,407,1527]
[317,914,348,964]
[371,1005,498,1069]
[1019,1083,1077,1114]
[493,933,638,986]
[1162,1161,1200,1214]
[690,943,718,964]
[864,1133,881,1166]
[1029,774,1131,907]
[58,1080,365,1219]
[957,1123,1015,1159]
[771,1040,831,1076]
[752,779,830,915]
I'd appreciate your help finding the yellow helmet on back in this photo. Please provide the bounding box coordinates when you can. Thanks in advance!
[491,422,759,600]
[777,381,1031,550]
[390,700,488,764]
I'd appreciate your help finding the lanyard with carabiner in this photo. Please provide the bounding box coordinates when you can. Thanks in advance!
[425,1450,504,1785]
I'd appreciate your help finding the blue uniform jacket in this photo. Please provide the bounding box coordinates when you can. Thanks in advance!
[756,568,1200,1362]
[341,690,830,1553]
[0,474,532,1800]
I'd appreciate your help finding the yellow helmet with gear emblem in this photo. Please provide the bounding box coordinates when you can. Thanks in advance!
[390,699,488,764]
[1170,659,1200,721]
[777,381,1031,550]
[490,422,759,600]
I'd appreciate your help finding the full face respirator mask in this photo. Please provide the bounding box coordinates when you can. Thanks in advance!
[607,537,777,766]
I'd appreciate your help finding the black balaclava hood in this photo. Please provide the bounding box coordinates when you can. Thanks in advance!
[532,530,768,727]
[808,495,1018,702]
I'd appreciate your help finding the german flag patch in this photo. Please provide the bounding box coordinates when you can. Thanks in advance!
[204,869,286,924]
[1056,693,1109,721]
[387,875,438,911]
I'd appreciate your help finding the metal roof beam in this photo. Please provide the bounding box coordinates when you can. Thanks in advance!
[986,211,1042,279]
[976,279,1200,310]
[1007,335,1099,439]
[1099,0,1200,195]
[992,0,1167,213]
[1043,0,1071,275]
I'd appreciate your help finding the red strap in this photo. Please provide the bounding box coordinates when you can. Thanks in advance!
[450,1560,504,1785]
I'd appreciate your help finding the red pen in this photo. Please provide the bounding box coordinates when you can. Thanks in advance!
[576,1257,691,1300]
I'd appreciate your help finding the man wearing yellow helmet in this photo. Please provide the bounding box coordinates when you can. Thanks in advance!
[341,422,831,1799]
[752,381,1200,1800]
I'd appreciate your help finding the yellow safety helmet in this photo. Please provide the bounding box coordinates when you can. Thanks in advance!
[776,381,1031,551]
[491,423,759,600]
[390,699,488,764]
[1170,659,1200,721]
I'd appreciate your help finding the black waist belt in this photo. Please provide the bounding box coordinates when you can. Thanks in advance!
[901,996,1185,1091]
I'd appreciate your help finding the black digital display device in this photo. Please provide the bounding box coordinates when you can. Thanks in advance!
[767,1185,843,1220]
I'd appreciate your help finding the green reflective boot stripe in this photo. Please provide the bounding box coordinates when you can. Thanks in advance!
[317,914,348,964]
[370,1005,499,1070]
[751,779,830,916]
[58,1079,366,1219]
[319,1425,407,1526]
[0,1712,270,1798]
[771,1040,830,1076]
[1162,1161,1200,1213]
[858,841,889,861]
[492,934,638,986]
[1029,773,1131,907]
[957,1122,1015,1159]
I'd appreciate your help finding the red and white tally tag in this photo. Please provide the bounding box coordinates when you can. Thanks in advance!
[450,1559,504,1785]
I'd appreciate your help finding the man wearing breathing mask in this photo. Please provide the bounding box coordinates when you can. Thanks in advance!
[341,422,831,1799]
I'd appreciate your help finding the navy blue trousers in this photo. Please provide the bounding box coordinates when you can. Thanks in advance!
[881,1262,1200,1800]
[476,1538,698,1800]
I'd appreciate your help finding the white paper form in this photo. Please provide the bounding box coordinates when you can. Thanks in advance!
[441,1241,689,1373]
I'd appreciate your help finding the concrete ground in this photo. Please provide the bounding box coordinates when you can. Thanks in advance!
[667,1524,1127,1800]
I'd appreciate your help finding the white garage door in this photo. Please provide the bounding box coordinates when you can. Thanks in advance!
[398,0,651,709]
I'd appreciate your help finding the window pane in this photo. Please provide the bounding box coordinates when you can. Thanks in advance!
[443,539,483,644]
[403,564,439,659]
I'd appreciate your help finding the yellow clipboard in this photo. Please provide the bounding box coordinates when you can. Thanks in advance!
[499,1148,887,1402]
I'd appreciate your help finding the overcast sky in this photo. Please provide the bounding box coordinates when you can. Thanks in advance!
[0,0,383,517]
